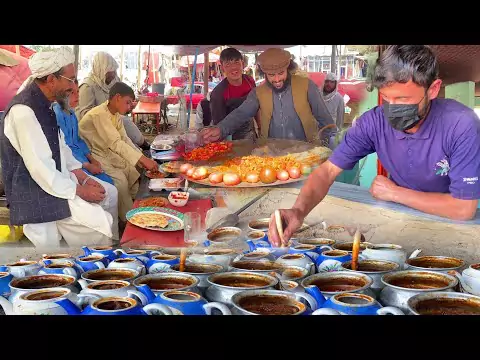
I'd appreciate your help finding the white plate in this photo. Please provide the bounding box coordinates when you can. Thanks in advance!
[148,178,185,192]
[151,144,173,151]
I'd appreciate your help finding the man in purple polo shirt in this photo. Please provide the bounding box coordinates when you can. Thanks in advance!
[268,45,480,246]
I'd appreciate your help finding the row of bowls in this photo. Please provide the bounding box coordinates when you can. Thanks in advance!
[1,239,480,315]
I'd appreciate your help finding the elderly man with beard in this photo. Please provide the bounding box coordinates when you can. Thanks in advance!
[202,48,334,144]
[0,46,118,247]
[76,52,150,150]
[323,72,345,130]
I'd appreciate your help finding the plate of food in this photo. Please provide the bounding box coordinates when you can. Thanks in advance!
[179,153,316,187]
[145,169,167,179]
[151,144,173,151]
[160,161,185,174]
[137,197,169,208]
[126,207,184,231]
[148,178,185,192]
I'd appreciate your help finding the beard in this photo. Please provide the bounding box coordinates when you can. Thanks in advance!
[266,73,291,93]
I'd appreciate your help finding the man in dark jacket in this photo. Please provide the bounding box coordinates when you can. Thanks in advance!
[209,47,257,140]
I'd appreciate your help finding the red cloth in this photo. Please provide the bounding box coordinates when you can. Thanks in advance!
[0,50,31,111]
[223,75,255,101]
[307,72,367,103]
[120,198,213,247]
[0,45,35,59]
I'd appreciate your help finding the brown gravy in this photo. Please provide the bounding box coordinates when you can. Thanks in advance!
[281,268,306,280]
[13,276,72,289]
[334,243,367,252]
[24,290,66,301]
[343,262,397,272]
[47,264,73,269]
[389,277,450,289]
[139,278,194,290]
[153,255,177,261]
[79,256,103,262]
[232,261,276,271]
[214,276,271,288]
[115,259,135,263]
[239,296,301,315]
[207,250,235,255]
[85,270,134,281]
[7,262,36,267]
[208,230,241,242]
[96,300,132,311]
[171,264,220,273]
[415,299,480,315]
[408,257,463,269]
[90,282,127,290]
[282,254,303,260]
[92,246,112,250]
[300,239,334,246]
[310,277,366,293]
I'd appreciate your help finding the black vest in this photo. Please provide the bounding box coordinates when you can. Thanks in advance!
[0,83,71,225]
[200,98,211,126]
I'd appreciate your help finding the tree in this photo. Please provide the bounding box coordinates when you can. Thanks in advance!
[346,45,378,55]
[27,45,56,52]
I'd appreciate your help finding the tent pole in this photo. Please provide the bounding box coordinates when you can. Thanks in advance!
[120,45,124,81]
[15,45,20,55]
[204,51,209,96]
[137,45,142,93]
[73,45,80,74]
[186,48,199,129]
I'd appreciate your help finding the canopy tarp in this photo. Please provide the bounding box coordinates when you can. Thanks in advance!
[170,45,297,56]
[308,72,367,103]
[0,45,36,59]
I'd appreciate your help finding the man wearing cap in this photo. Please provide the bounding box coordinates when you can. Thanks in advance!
[267,45,480,247]
[201,48,334,144]
[323,72,345,130]
[0,46,118,247]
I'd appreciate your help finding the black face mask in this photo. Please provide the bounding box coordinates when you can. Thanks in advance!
[383,96,428,131]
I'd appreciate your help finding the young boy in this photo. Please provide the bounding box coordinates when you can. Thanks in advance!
[79,82,158,221]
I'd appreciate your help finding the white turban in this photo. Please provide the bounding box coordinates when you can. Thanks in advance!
[17,46,75,94]
[88,51,119,93]
[326,72,338,81]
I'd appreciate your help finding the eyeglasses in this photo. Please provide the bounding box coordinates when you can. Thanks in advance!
[58,74,77,83]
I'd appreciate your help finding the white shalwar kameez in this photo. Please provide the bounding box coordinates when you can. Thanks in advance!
[3,104,119,247]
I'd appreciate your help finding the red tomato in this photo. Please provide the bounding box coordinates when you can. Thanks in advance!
[209,172,224,184]
[223,173,241,186]
[246,173,260,183]
[259,167,277,184]
[276,169,290,181]
[287,166,301,179]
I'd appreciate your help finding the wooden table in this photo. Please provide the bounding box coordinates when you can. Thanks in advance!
[131,101,164,134]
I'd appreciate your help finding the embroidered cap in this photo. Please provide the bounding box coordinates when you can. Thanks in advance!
[257,48,291,73]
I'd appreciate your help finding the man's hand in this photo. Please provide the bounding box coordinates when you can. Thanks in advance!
[72,168,88,184]
[267,208,305,247]
[201,127,222,144]
[76,184,106,203]
[138,156,158,172]
[370,175,399,202]
[83,162,102,175]
[85,177,104,192]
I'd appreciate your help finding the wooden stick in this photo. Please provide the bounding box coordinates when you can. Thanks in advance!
[351,228,361,271]
[274,210,285,247]
[179,248,187,272]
